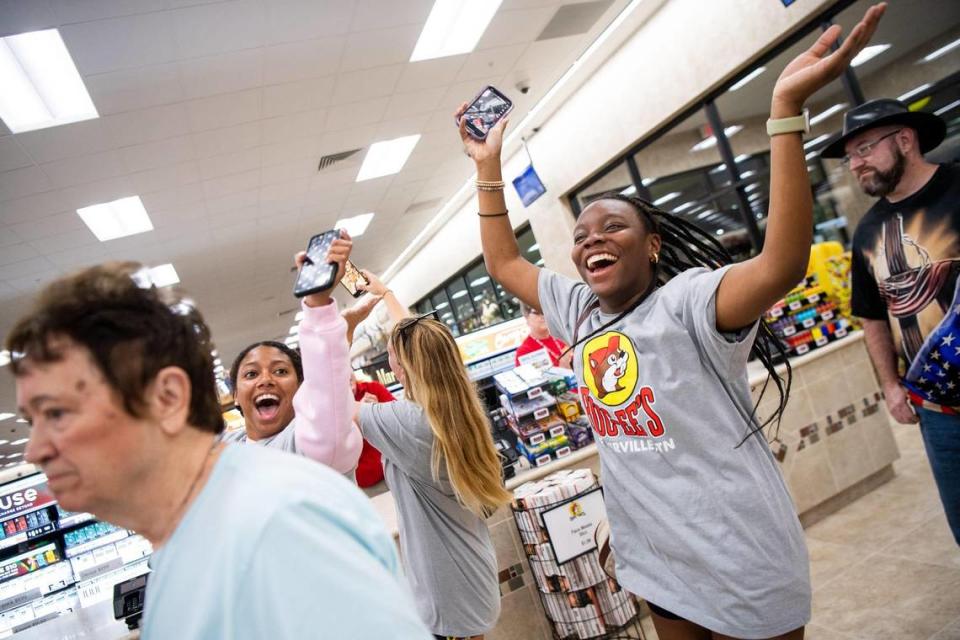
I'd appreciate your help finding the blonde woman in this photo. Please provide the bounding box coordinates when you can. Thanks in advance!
[351,273,510,640]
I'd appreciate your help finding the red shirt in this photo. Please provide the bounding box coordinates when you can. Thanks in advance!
[353,380,395,488]
[514,334,568,367]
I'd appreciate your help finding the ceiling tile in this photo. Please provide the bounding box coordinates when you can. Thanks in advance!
[262,77,337,118]
[259,178,309,212]
[455,44,528,82]
[60,11,178,75]
[170,0,265,58]
[350,0,433,32]
[52,0,165,24]
[202,169,260,200]
[128,161,201,194]
[0,192,71,228]
[11,118,112,164]
[101,102,193,148]
[339,24,421,73]
[200,148,262,181]
[515,36,577,70]
[0,166,53,202]
[205,188,258,215]
[121,136,197,174]
[260,109,328,144]
[45,242,112,271]
[330,65,405,105]
[0,0,57,38]
[187,89,261,132]
[58,175,136,210]
[385,87,447,119]
[6,269,62,294]
[10,211,88,241]
[29,228,100,255]
[260,159,315,186]
[84,62,185,116]
[260,137,318,168]
[261,38,344,85]
[325,99,389,131]
[191,121,262,158]
[264,0,352,44]
[397,56,466,92]
[177,48,264,100]
[476,7,556,50]
[374,113,431,140]
[41,149,126,189]
[0,138,33,173]
[0,256,58,282]
[0,243,39,267]
[0,226,23,248]
[138,181,205,211]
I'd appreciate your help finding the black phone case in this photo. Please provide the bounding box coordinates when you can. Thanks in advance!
[293,230,338,298]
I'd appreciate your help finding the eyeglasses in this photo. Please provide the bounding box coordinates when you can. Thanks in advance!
[841,129,902,166]
[395,310,440,342]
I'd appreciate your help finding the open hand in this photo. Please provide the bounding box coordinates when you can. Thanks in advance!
[294,229,352,308]
[771,3,885,114]
[455,101,509,168]
[357,269,389,297]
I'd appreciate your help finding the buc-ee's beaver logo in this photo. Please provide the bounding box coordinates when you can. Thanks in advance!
[582,332,638,406]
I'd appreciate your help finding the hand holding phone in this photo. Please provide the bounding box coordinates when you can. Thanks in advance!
[456,85,513,140]
[340,259,370,298]
[293,229,352,304]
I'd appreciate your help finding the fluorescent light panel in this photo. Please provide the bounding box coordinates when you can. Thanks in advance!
[77,196,153,241]
[729,66,765,91]
[0,350,9,367]
[0,413,14,422]
[898,84,931,103]
[356,135,421,181]
[11,438,28,445]
[810,103,848,126]
[851,44,890,68]
[935,99,960,117]
[0,29,98,133]
[334,212,375,237]
[803,134,831,150]
[652,192,680,206]
[690,125,743,152]
[410,0,503,62]
[922,37,960,63]
[149,264,179,288]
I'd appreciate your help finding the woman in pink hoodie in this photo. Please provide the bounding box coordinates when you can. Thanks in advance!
[222,231,363,476]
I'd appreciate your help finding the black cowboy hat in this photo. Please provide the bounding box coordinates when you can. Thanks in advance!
[820,98,947,159]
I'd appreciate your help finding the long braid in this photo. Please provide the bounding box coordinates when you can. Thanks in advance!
[581,192,792,446]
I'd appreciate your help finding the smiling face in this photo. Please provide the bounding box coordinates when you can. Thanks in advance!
[571,199,661,312]
[234,346,300,440]
[18,340,158,515]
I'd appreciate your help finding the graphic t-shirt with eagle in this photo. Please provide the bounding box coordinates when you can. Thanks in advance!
[851,163,960,414]
[538,266,810,639]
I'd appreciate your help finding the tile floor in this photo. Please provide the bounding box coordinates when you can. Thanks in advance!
[637,423,960,640]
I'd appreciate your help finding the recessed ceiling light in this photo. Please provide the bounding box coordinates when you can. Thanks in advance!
[673,201,696,213]
[715,229,725,236]
[356,135,421,181]
[334,213,375,237]
[11,439,28,446]
[3,463,15,468]
[451,290,468,299]
[620,185,637,195]
[289,325,299,335]
[729,66,765,91]
[470,276,490,286]
[283,337,298,347]
[435,301,449,310]
[473,294,483,301]
[7,453,22,459]
[294,311,304,322]
[77,196,154,242]
[810,103,848,126]
[710,164,728,174]
[734,154,750,163]
[851,44,890,67]
[0,413,14,422]
[0,351,9,367]
[935,99,960,117]
[535,258,545,266]
[641,177,656,187]
[697,210,716,220]
[921,37,960,63]
[803,134,832,150]
[15,419,26,424]
[897,84,930,103]
[527,244,539,253]
[149,264,179,288]
[0,440,8,446]
[0,29,98,133]
[744,183,761,192]
[691,125,743,152]
[652,192,680,206]
[410,0,503,62]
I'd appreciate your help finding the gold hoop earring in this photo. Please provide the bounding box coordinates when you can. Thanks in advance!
[651,253,659,264]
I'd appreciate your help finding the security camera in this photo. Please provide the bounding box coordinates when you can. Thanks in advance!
[516,81,530,95]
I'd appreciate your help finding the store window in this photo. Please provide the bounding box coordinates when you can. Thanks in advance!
[414,226,541,336]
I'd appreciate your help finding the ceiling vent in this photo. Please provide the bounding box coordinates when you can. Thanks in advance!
[403,198,443,216]
[536,0,613,41]
[317,148,362,171]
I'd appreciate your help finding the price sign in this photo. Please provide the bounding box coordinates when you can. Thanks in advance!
[541,488,607,564]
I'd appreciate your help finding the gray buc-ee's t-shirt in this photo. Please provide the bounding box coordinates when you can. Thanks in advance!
[539,266,810,638]
[360,400,500,638]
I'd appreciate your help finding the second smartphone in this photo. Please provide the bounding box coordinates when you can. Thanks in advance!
[459,85,513,140]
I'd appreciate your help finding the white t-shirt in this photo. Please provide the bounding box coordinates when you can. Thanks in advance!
[141,444,431,640]
[539,266,810,638]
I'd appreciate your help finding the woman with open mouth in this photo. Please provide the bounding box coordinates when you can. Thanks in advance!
[224,232,365,477]
[455,5,885,640]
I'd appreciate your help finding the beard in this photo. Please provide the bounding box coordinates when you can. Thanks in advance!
[859,148,906,198]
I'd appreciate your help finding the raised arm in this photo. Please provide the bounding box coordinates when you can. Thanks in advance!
[455,107,542,310]
[715,3,885,332]
[291,233,363,474]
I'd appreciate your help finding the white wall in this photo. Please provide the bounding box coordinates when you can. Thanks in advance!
[386,0,838,302]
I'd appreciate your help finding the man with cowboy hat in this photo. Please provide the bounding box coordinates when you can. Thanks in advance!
[823,98,958,545]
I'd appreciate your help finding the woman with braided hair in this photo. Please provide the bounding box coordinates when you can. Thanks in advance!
[456,5,885,639]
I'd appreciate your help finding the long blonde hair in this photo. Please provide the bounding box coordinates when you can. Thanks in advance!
[392,317,511,515]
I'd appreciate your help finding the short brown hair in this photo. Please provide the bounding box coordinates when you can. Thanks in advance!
[5,262,223,434]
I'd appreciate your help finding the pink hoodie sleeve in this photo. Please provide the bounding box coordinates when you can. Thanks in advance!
[292,299,363,474]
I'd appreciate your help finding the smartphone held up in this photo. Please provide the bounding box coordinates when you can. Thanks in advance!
[458,85,513,140]
[293,230,340,298]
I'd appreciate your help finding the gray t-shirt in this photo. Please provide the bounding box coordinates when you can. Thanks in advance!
[539,266,810,638]
[220,420,297,450]
[360,400,500,637]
